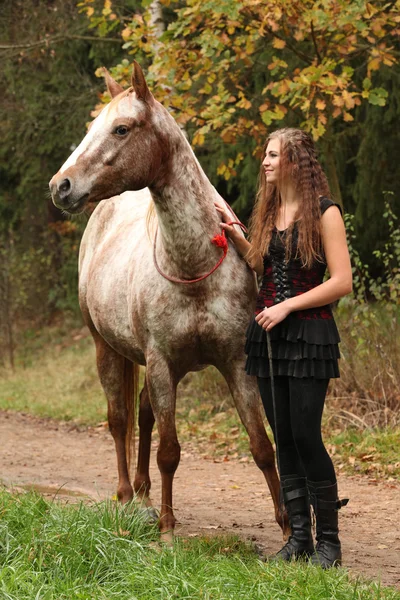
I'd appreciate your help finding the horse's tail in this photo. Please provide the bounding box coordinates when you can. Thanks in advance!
[123,358,139,476]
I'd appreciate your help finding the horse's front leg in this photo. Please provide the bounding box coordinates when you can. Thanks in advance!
[94,334,134,503]
[145,351,180,542]
[219,360,290,538]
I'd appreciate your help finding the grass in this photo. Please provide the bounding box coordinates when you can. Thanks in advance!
[0,320,106,424]
[0,489,399,600]
[0,320,399,480]
[330,301,400,429]
[326,428,400,480]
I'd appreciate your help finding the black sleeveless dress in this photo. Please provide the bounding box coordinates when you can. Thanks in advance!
[245,198,341,379]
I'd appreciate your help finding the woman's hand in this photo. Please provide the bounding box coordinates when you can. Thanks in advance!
[255,302,291,331]
[215,203,242,243]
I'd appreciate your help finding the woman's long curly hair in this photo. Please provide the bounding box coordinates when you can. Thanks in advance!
[248,128,331,268]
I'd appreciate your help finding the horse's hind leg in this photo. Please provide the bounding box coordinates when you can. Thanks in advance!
[134,382,155,508]
[94,334,134,503]
[220,361,290,537]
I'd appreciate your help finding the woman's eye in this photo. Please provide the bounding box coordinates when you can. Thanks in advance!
[114,125,129,136]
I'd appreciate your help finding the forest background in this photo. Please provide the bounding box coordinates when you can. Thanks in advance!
[0,0,399,438]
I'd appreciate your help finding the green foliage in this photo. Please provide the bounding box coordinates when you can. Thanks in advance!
[330,206,400,431]
[345,197,400,304]
[1,489,399,599]
[0,0,127,333]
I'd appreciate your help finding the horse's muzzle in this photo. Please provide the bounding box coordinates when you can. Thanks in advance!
[49,176,88,213]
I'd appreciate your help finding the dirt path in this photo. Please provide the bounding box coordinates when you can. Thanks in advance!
[1,410,399,588]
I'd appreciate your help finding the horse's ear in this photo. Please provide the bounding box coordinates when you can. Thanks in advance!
[103,67,124,99]
[131,61,153,104]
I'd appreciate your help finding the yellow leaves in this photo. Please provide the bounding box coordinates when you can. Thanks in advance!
[343,112,354,122]
[274,104,287,119]
[342,90,355,109]
[310,119,326,141]
[316,99,326,111]
[102,0,112,16]
[277,80,289,95]
[199,82,212,95]
[371,20,385,38]
[217,159,237,180]
[267,57,288,72]
[272,38,286,49]
[220,130,236,143]
[237,95,251,110]
[192,131,205,146]
[364,2,378,18]
[121,27,132,41]
[368,57,381,74]
[333,94,344,107]
[260,104,286,126]
[86,6,94,17]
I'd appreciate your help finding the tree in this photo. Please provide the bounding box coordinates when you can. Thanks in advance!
[0,0,127,328]
[80,0,399,209]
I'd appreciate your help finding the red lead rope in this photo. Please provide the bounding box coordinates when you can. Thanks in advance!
[153,218,248,285]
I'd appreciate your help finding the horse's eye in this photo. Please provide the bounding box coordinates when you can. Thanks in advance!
[114,125,129,136]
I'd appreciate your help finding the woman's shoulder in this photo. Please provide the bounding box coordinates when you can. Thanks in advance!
[319,196,342,216]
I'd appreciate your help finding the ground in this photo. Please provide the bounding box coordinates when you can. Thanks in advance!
[1,410,399,589]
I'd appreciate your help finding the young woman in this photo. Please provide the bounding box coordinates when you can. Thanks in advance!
[216,128,352,568]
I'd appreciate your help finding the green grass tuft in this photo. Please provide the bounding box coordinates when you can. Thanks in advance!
[0,490,399,599]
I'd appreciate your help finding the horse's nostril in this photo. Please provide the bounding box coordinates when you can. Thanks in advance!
[58,178,71,197]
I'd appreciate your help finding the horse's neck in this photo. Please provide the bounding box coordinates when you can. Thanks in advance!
[149,140,222,278]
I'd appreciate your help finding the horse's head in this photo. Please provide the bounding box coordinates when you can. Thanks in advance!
[49,62,169,214]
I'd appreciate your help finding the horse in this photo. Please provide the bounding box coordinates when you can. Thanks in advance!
[49,62,287,542]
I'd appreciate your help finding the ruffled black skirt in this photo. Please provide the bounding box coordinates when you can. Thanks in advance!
[245,314,340,379]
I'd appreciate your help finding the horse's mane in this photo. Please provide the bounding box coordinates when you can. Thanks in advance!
[146,198,157,242]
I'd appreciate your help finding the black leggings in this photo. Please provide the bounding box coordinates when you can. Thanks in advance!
[257,376,336,483]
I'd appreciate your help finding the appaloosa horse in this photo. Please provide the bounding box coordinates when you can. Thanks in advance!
[49,62,286,540]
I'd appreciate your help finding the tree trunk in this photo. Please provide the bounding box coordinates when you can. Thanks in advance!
[321,137,343,210]
[0,234,15,370]
[149,0,165,39]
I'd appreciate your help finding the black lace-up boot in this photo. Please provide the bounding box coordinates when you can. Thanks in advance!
[308,480,349,569]
[272,475,314,561]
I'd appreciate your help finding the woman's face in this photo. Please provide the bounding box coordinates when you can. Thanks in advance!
[262,138,281,184]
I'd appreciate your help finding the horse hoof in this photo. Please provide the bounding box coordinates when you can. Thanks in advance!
[160,529,174,547]
[138,506,159,523]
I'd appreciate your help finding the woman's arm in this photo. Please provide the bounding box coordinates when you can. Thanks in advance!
[215,204,264,276]
[256,206,352,331]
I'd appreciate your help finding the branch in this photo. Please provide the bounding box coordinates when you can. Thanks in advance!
[0,34,122,50]
[310,21,322,64]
